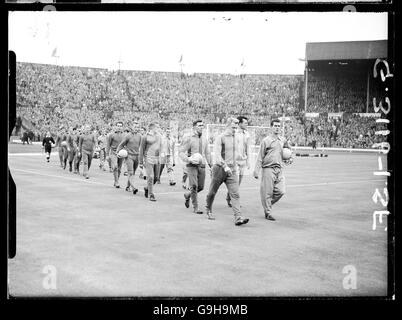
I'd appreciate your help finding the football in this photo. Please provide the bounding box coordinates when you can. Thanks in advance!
[117,149,128,158]
[189,152,203,164]
[282,148,292,160]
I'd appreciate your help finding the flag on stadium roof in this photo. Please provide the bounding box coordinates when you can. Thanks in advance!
[51,47,58,57]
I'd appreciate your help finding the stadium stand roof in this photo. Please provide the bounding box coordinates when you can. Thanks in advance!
[306,40,387,61]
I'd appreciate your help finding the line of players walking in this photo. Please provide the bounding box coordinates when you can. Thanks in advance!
[42,116,293,226]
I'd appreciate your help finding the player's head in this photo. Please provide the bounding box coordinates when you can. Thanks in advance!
[115,121,123,133]
[140,127,146,135]
[226,117,239,133]
[166,128,171,137]
[271,118,281,135]
[148,123,157,134]
[131,121,139,133]
[237,116,248,130]
[46,131,51,138]
[193,120,204,135]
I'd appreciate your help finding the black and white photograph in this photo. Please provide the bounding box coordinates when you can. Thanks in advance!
[7,10,393,298]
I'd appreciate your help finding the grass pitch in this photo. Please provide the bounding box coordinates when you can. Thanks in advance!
[8,143,388,297]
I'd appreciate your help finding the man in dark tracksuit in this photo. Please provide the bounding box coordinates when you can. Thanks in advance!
[55,128,68,169]
[42,131,55,163]
[106,122,124,188]
[97,130,107,171]
[253,118,293,221]
[139,123,164,202]
[74,128,83,174]
[116,121,142,195]
[78,125,96,179]
[159,128,177,186]
[226,116,251,207]
[205,118,249,226]
[179,120,212,214]
[66,127,79,173]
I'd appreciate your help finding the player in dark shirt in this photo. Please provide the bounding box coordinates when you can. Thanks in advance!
[55,128,68,168]
[42,131,55,163]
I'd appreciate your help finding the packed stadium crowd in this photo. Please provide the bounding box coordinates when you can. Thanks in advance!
[306,72,373,113]
[15,62,386,149]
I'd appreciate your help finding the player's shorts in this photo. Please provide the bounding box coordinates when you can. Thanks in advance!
[145,155,159,165]
[126,155,139,175]
[236,160,247,176]
[110,152,124,170]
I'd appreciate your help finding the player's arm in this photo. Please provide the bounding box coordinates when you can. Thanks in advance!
[50,137,55,145]
[42,138,46,147]
[139,136,146,165]
[204,136,212,168]
[92,134,96,153]
[246,134,252,168]
[253,139,266,178]
[283,138,293,165]
[138,135,143,155]
[283,138,291,150]
[171,139,176,166]
[116,136,127,154]
[66,135,72,151]
[160,135,167,158]
[78,136,83,155]
[178,136,191,164]
[105,134,112,156]
[213,135,226,167]
[67,134,72,146]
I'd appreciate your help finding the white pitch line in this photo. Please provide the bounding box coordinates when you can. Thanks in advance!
[10,168,385,195]
[11,168,111,187]
[9,153,58,156]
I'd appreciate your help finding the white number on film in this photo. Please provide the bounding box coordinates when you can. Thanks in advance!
[372,187,389,207]
[373,97,391,115]
[342,265,357,290]
[373,59,393,82]
[372,211,389,231]
[42,265,57,290]
[371,58,391,231]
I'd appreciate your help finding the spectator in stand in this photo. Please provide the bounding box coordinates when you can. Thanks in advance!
[16,62,383,151]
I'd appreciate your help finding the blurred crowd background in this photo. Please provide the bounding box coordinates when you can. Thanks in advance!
[14,62,387,148]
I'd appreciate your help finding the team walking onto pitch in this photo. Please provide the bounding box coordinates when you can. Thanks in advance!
[42,116,293,226]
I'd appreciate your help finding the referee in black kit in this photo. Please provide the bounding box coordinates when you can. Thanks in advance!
[42,131,55,163]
